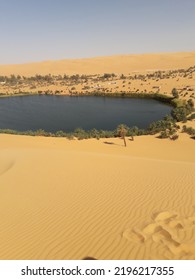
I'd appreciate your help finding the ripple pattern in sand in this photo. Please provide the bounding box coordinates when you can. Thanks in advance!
[123,210,195,259]
[0,149,195,260]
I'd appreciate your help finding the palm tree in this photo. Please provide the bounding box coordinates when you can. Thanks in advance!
[117,124,128,147]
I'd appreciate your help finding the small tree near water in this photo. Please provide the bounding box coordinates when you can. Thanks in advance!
[117,124,128,147]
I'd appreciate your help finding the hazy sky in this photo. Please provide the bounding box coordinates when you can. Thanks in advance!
[0,0,195,64]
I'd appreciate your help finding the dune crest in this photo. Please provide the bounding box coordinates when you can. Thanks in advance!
[0,51,195,76]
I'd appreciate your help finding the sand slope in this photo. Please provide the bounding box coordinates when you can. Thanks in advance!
[0,133,195,260]
[0,51,195,76]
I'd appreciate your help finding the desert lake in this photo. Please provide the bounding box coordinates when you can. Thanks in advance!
[0,95,172,132]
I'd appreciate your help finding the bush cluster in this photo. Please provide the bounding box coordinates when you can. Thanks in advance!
[171,99,194,122]
[148,115,176,134]
[182,125,195,136]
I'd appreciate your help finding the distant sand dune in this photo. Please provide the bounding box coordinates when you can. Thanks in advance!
[0,133,195,260]
[0,51,195,76]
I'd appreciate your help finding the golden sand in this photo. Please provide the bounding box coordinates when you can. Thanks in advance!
[0,51,195,76]
[0,132,195,260]
[0,51,195,260]
[1,51,195,99]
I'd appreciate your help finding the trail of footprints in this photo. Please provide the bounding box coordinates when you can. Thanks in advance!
[123,211,195,256]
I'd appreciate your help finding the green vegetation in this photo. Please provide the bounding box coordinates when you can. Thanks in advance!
[101,73,116,79]
[0,92,36,98]
[0,107,192,141]
[0,68,194,139]
[171,107,189,122]
[187,98,194,108]
[91,92,173,104]
[0,115,177,140]
[148,115,176,134]
[182,125,195,136]
[158,129,178,140]
[172,88,179,98]
[171,98,186,107]
[171,99,194,121]
[169,134,179,140]
[0,91,193,140]
[188,113,195,120]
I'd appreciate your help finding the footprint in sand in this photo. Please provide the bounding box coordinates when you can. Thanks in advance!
[123,228,145,243]
[123,210,195,256]
[142,223,163,235]
[167,220,184,230]
[152,228,180,247]
[152,211,178,223]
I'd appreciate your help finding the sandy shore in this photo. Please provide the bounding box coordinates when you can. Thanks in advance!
[0,132,195,260]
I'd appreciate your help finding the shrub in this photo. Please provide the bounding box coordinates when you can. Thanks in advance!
[73,128,88,139]
[148,116,175,134]
[188,113,195,120]
[88,128,100,139]
[127,126,139,136]
[102,73,114,79]
[171,107,188,121]
[169,128,177,136]
[56,130,66,137]
[187,99,194,109]
[169,134,179,140]
[172,88,179,98]
[66,133,74,140]
[120,74,126,79]
[171,98,186,107]
[99,130,115,138]
[182,126,195,135]
[159,130,169,139]
[0,129,19,135]
[35,129,50,136]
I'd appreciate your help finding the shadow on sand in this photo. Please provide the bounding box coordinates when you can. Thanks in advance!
[103,138,134,146]
[82,256,97,260]
[103,141,115,145]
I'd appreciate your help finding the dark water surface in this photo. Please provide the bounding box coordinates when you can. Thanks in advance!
[0,95,172,132]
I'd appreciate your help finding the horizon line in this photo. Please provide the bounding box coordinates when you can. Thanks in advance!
[1,49,195,66]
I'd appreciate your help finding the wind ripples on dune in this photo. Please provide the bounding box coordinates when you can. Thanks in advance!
[0,145,194,260]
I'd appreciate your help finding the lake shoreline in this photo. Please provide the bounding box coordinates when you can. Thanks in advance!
[0,94,174,136]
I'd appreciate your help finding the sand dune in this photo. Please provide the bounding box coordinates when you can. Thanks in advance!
[1,51,194,260]
[0,133,195,260]
[1,51,195,99]
[0,51,195,76]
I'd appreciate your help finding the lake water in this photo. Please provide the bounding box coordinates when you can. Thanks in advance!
[0,95,172,132]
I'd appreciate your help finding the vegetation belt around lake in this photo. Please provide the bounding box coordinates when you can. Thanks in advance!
[0,90,175,107]
[0,88,189,108]
[0,111,194,140]
[0,91,38,98]
[0,91,194,139]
